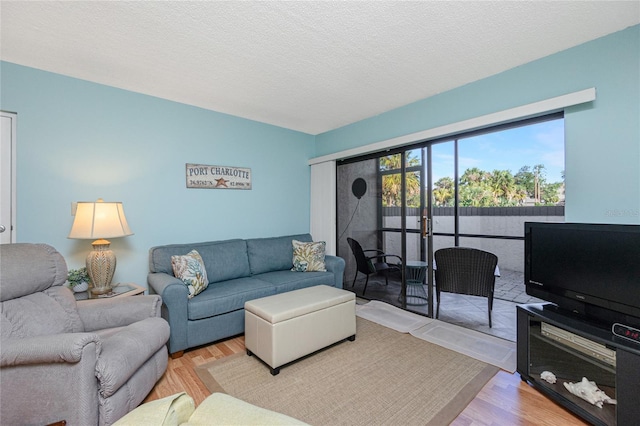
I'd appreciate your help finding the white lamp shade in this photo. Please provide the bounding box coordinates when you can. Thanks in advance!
[68,200,133,240]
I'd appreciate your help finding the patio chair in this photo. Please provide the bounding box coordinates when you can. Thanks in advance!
[347,237,402,295]
[434,247,498,327]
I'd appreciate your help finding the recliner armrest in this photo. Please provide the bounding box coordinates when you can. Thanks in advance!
[0,333,101,366]
[1,333,102,425]
[95,317,170,398]
[78,294,163,332]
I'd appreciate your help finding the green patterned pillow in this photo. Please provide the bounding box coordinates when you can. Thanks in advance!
[291,240,327,272]
[171,250,209,298]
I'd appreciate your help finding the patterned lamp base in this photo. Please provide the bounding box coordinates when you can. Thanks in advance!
[86,239,116,295]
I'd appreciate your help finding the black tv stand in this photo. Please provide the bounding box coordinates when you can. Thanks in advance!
[517,303,640,426]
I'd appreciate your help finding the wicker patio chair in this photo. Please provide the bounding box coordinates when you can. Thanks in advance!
[434,247,498,327]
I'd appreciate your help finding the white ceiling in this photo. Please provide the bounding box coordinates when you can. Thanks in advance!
[2,1,639,135]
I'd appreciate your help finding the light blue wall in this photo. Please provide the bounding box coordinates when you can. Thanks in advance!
[2,25,638,288]
[316,25,640,225]
[1,62,315,288]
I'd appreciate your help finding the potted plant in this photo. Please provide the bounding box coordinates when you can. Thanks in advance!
[67,267,90,293]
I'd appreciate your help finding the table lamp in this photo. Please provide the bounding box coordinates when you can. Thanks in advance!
[68,198,133,294]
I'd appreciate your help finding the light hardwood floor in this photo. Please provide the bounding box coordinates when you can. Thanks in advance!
[144,336,588,425]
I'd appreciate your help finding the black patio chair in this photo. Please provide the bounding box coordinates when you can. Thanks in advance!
[434,247,498,327]
[346,237,402,295]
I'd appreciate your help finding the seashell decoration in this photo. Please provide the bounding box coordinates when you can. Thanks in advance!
[563,377,617,408]
[540,371,556,384]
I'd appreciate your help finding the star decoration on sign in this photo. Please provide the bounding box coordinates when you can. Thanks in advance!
[215,177,229,188]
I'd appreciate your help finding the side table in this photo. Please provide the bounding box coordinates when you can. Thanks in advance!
[73,283,145,301]
[398,260,429,306]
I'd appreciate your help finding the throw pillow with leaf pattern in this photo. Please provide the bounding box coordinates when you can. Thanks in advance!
[291,240,327,272]
[171,250,209,298]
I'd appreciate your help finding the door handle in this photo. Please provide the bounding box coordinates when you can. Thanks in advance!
[422,218,432,238]
[0,225,5,233]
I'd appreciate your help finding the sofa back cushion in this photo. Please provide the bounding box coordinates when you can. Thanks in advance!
[246,234,312,275]
[149,240,251,283]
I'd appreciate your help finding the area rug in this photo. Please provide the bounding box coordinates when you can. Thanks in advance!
[195,317,498,426]
[357,300,517,372]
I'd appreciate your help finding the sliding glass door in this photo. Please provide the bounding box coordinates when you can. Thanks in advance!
[338,147,435,317]
[380,149,432,315]
[337,114,565,319]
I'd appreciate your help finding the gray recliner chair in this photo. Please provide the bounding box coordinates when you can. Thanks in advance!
[0,243,170,426]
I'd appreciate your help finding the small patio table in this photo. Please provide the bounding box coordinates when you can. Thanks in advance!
[398,260,429,306]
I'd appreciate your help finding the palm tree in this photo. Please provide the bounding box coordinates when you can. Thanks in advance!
[489,170,517,205]
[460,167,488,187]
[433,187,451,206]
[459,185,493,207]
[379,153,421,207]
[513,188,528,205]
[433,177,454,206]
[542,182,562,204]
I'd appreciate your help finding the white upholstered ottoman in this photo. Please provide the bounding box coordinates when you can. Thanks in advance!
[244,285,356,375]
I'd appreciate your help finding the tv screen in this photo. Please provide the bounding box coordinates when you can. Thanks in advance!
[525,222,640,324]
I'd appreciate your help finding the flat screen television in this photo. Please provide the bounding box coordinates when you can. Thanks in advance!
[525,222,640,327]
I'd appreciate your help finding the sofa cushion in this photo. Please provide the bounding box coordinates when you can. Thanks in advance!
[149,240,251,283]
[255,270,336,294]
[246,234,312,275]
[171,250,209,298]
[291,240,327,272]
[187,278,275,320]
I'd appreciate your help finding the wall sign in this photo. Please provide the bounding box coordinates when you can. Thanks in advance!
[186,163,252,190]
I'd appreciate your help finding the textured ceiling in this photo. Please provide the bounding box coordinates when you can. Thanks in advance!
[1,1,639,135]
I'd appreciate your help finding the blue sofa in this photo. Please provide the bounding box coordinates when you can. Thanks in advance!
[148,234,345,357]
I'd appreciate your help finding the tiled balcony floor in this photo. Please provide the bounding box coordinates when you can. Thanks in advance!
[349,268,544,342]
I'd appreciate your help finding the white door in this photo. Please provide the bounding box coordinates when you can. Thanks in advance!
[0,112,16,243]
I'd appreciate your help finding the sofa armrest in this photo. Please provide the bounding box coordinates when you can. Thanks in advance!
[148,272,190,355]
[148,272,184,296]
[0,333,100,366]
[324,255,346,288]
[77,295,163,332]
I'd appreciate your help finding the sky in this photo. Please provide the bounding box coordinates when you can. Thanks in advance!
[428,118,565,185]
